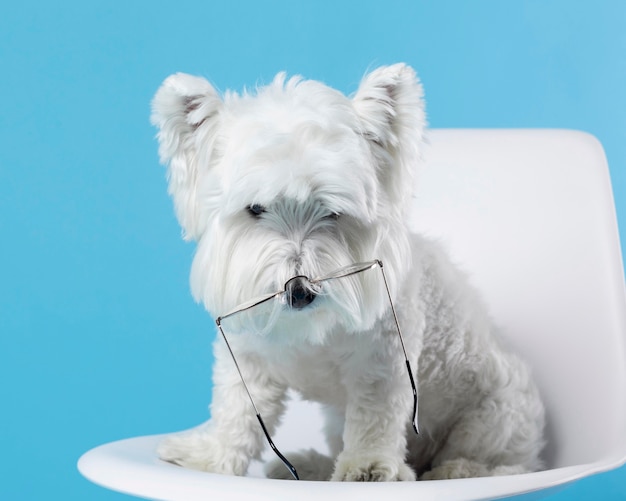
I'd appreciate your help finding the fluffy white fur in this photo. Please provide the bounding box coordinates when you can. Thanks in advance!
[151,64,545,481]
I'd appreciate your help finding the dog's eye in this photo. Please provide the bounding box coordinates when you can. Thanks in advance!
[325,212,341,221]
[247,204,266,217]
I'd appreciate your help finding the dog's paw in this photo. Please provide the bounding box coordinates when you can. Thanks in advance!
[157,430,246,475]
[420,458,491,480]
[264,449,335,481]
[331,451,416,482]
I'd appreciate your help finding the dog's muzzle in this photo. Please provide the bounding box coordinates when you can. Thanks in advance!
[285,276,317,309]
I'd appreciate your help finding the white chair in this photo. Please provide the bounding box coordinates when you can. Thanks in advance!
[78,129,626,500]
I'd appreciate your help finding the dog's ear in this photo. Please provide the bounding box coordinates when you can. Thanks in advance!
[353,63,426,208]
[151,73,223,241]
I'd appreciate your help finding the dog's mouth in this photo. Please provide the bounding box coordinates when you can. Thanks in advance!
[219,264,376,338]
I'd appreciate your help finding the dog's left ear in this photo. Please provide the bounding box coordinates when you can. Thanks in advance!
[151,73,223,241]
[353,63,426,208]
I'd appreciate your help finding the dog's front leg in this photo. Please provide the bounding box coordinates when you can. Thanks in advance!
[158,341,287,476]
[331,342,416,482]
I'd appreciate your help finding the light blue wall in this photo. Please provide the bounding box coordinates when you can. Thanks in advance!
[1,1,624,499]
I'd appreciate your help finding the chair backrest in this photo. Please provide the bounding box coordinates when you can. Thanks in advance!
[408,129,626,469]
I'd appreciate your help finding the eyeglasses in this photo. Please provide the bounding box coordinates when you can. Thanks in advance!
[215,260,419,480]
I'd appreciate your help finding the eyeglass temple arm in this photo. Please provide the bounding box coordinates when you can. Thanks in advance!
[215,318,300,480]
[255,413,299,480]
[377,260,420,435]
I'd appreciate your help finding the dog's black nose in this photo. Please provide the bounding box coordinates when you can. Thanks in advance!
[285,277,316,309]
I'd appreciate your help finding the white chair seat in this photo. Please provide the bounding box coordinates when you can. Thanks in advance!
[78,129,626,500]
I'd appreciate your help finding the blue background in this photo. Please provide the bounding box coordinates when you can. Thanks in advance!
[1,1,625,499]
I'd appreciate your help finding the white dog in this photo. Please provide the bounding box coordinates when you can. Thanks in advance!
[151,64,545,481]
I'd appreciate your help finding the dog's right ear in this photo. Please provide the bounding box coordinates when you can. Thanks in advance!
[151,73,223,241]
[353,64,426,211]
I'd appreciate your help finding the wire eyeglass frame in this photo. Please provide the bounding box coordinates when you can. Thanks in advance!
[215,259,419,480]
